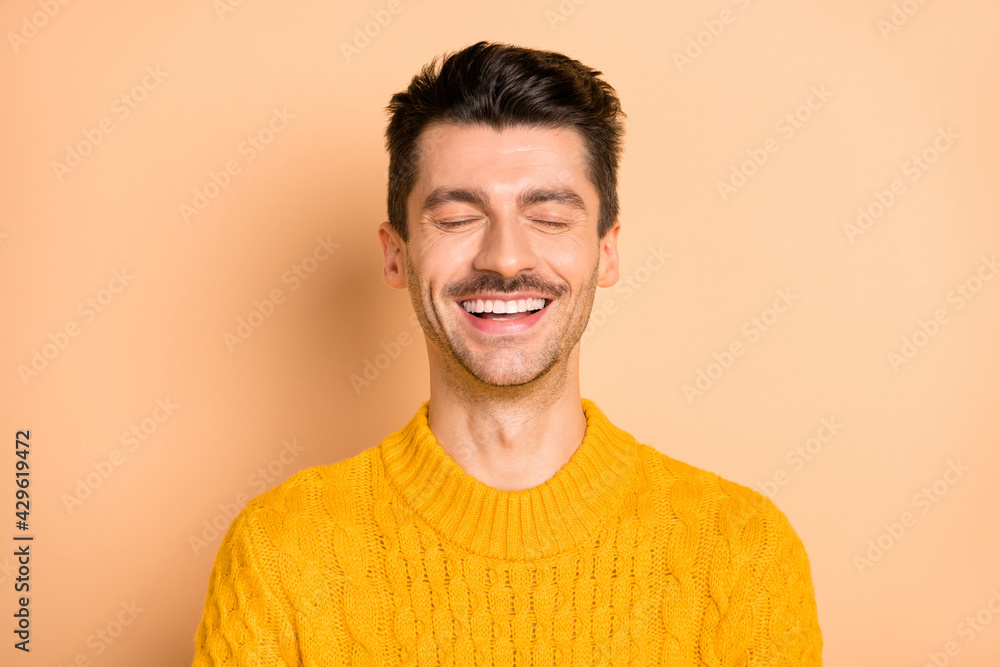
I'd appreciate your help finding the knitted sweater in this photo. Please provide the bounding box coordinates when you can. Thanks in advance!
[193,398,822,666]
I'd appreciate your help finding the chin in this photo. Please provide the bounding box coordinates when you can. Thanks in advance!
[465,353,562,388]
[475,372,543,388]
[468,363,540,387]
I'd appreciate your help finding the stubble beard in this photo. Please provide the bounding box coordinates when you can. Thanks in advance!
[405,252,600,392]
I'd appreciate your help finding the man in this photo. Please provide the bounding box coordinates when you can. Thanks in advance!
[193,41,822,665]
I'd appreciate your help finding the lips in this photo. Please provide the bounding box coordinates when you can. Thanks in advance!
[458,296,549,316]
[467,303,546,320]
[456,298,551,334]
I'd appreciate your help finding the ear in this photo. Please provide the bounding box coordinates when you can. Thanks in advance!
[378,221,407,289]
[597,220,620,288]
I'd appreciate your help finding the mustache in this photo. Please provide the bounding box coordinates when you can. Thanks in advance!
[444,274,568,300]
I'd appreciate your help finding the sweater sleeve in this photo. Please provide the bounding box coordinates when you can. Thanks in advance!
[192,504,301,666]
[747,501,823,666]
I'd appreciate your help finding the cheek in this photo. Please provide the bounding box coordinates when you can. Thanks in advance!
[410,240,463,282]
[419,233,481,264]
[537,239,596,279]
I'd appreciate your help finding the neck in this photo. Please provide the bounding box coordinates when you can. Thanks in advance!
[425,341,587,491]
[378,393,642,560]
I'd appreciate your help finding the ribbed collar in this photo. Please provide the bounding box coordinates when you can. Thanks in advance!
[379,398,642,561]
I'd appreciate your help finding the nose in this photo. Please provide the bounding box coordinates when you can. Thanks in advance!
[472,212,538,280]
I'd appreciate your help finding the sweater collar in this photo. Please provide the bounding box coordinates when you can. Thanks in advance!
[379,398,641,561]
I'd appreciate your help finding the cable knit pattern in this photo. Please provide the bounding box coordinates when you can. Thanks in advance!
[193,398,822,666]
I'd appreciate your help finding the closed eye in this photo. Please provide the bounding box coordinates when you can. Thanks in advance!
[438,219,568,229]
[437,219,477,229]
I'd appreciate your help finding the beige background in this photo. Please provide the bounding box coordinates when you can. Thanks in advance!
[2,0,999,664]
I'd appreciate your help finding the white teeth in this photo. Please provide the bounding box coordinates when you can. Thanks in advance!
[460,298,547,314]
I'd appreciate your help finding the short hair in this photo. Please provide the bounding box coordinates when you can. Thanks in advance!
[383,41,626,244]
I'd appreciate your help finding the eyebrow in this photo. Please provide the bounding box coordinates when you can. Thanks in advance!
[420,186,588,216]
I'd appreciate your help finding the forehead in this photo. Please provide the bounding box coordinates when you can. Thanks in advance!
[413,121,590,186]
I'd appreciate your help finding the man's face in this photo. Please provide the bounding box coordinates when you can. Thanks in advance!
[379,121,619,388]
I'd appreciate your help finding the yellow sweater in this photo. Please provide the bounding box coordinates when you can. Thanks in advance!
[193,399,822,665]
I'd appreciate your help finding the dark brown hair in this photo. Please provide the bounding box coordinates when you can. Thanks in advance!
[383,41,626,243]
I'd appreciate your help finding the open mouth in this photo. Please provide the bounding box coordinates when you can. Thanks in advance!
[459,298,550,321]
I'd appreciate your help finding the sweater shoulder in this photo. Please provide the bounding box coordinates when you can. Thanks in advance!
[636,442,804,547]
[238,443,378,521]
